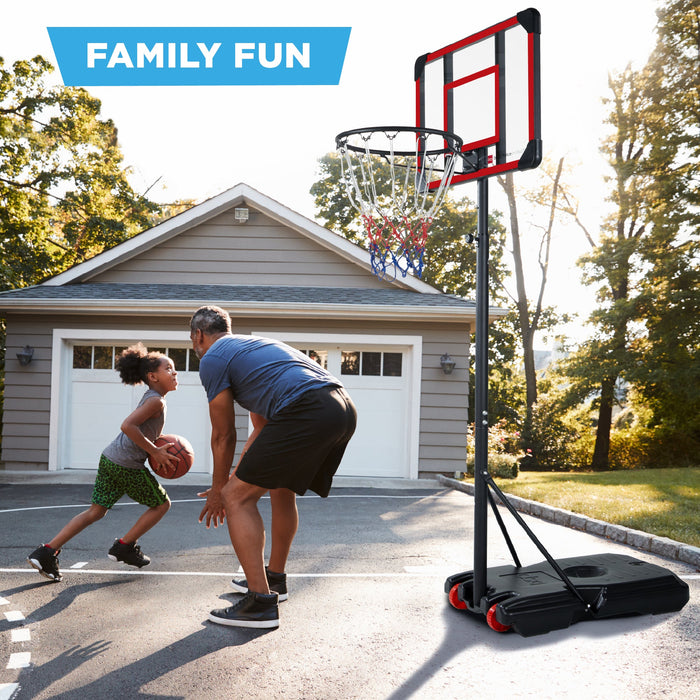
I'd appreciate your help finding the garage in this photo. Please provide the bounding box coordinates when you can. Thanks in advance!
[55,331,421,480]
[2,184,474,481]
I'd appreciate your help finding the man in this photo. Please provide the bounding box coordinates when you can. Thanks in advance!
[190,305,357,629]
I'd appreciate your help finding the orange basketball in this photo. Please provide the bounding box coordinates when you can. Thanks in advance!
[148,434,194,479]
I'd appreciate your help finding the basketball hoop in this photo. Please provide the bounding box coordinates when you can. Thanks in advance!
[335,126,462,279]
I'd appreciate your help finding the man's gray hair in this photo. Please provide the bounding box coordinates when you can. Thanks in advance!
[190,306,232,335]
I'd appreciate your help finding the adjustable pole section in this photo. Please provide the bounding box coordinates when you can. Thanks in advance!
[472,176,489,610]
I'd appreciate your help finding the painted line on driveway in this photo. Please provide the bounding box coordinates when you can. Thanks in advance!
[0,568,447,579]
[0,492,451,515]
[2,567,698,582]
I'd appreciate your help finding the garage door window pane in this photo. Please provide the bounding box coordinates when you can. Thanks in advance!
[383,353,402,377]
[73,346,92,369]
[341,351,360,375]
[188,349,200,372]
[94,346,113,369]
[361,352,381,376]
[301,349,328,370]
[168,348,187,371]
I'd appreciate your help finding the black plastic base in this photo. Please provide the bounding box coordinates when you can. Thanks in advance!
[445,553,690,637]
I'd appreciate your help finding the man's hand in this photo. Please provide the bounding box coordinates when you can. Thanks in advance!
[197,487,226,528]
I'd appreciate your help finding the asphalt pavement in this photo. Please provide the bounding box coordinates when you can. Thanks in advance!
[0,475,698,700]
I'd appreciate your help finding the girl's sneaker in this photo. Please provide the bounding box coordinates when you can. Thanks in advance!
[108,539,151,568]
[28,544,63,582]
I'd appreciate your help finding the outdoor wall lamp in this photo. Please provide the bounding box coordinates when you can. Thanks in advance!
[440,353,456,375]
[17,345,34,366]
[234,207,249,223]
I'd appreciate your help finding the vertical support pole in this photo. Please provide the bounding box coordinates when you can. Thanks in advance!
[472,175,489,610]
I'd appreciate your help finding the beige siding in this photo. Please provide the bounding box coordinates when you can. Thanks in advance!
[4,319,54,469]
[91,208,388,288]
[1,313,470,478]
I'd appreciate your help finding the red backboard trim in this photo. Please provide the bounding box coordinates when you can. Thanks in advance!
[424,15,520,64]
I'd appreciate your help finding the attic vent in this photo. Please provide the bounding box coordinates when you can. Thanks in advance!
[234,207,249,223]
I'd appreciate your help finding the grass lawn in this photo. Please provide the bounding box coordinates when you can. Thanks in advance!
[468,467,700,547]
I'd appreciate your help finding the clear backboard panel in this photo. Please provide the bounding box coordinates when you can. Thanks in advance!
[415,8,541,187]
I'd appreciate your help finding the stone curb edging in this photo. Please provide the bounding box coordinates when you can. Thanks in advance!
[437,475,700,570]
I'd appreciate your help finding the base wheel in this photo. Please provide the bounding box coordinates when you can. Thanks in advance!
[448,583,467,610]
[486,604,511,632]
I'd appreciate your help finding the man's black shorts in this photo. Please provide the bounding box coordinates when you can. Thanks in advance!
[236,386,357,497]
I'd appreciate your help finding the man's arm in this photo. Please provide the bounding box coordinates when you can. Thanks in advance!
[198,387,237,528]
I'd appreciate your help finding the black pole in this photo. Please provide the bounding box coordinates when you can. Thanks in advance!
[472,175,489,610]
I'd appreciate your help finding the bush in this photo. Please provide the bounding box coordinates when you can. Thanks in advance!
[466,452,519,479]
[525,398,583,471]
[464,420,523,479]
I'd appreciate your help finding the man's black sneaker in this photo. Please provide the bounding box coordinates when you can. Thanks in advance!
[108,539,150,568]
[27,544,63,582]
[209,591,279,628]
[230,567,288,601]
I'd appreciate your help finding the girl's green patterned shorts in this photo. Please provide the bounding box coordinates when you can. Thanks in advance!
[92,454,169,509]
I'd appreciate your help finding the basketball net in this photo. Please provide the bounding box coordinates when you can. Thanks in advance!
[336,127,461,279]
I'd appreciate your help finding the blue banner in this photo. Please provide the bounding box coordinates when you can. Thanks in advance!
[47,27,351,86]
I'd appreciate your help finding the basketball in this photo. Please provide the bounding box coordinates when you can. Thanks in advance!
[148,434,194,479]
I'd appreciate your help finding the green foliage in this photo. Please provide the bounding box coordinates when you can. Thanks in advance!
[465,453,519,479]
[0,55,160,290]
[525,389,585,471]
[560,1,700,470]
[465,420,523,478]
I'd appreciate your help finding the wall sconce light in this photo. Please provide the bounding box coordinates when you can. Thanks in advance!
[234,207,249,223]
[17,345,34,366]
[440,353,456,375]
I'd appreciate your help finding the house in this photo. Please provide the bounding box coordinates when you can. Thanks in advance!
[0,183,485,482]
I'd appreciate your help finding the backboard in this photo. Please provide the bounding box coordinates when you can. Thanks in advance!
[415,7,541,187]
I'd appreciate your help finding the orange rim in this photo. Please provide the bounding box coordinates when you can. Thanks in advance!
[486,604,511,632]
[448,584,467,610]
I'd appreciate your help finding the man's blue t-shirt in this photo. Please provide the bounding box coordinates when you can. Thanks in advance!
[198,335,342,419]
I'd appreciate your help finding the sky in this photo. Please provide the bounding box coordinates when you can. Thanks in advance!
[0,0,660,347]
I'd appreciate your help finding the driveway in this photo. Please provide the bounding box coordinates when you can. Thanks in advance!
[0,478,698,699]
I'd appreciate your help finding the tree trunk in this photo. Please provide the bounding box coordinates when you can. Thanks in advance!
[501,173,538,413]
[591,377,615,470]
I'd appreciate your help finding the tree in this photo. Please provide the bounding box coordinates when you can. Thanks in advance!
[0,55,159,290]
[561,0,699,468]
[559,66,651,470]
[627,0,700,452]
[496,158,571,454]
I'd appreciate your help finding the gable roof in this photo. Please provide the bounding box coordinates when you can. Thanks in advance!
[43,183,440,294]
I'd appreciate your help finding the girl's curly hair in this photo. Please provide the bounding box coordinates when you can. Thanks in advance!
[115,343,165,385]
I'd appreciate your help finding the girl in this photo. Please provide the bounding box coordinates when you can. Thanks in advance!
[28,344,179,582]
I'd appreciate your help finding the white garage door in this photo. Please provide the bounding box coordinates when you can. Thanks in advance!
[61,337,418,480]
[64,343,212,473]
[290,342,415,479]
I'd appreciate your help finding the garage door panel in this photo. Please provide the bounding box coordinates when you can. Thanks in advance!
[66,373,211,473]
[338,385,408,478]
[68,382,133,469]
[162,385,211,473]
